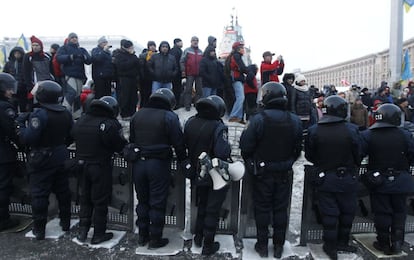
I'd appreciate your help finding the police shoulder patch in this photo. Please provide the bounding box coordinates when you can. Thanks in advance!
[30,117,41,129]
[222,130,228,141]
[100,123,106,131]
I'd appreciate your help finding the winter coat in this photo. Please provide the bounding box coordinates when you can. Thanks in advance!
[56,42,91,80]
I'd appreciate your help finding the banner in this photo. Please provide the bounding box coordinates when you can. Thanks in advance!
[16,34,29,51]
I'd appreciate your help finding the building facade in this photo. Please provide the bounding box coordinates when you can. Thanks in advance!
[303,37,414,90]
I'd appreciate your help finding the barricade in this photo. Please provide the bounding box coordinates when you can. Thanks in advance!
[299,165,414,245]
[10,150,135,231]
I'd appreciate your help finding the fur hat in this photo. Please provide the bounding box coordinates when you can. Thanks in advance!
[295,73,306,83]
[30,35,43,49]
[98,36,107,45]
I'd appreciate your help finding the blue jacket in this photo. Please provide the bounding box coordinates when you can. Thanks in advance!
[91,46,114,79]
[56,42,91,80]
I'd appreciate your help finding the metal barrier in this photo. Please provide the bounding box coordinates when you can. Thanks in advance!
[10,150,135,231]
[299,165,414,245]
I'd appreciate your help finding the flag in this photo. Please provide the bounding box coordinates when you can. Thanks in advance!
[401,49,413,81]
[340,79,350,86]
[16,33,29,51]
[404,0,414,12]
[0,45,6,69]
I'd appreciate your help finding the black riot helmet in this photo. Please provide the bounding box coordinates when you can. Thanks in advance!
[261,82,287,108]
[0,72,17,96]
[370,103,401,129]
[318,95,348,124]
[149,88,176,109]
[195,95,226,119]
[90,96,119,118]
[35,80,65,111]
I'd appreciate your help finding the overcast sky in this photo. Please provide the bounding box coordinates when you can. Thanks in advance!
[2,0,414,72]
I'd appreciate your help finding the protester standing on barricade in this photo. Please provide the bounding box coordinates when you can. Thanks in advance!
[243,64,259,120]
[305,95,362,260]
[112,39,140,120]
[360,103,414,255]
[91,36,114,99]
[56,33,91,116]
[16,80,73,240]
[227,41,248,124]
[183,95,231,255]
[292,73,316,130]
[147,41,177,93]
[0,73,21,231]
[260,51,284,84]
[138,41,157,108]
[199,47,222,98]
[129,88,187,249]
[3,47,26,112]
[169,38,183,108]
[180,36,203,111]
[281,73,296,113]
[22,36,54,111]
[72,96,127,244]
[240,82,302,258]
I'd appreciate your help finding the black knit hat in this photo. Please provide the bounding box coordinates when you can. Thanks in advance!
[121,39,133,48]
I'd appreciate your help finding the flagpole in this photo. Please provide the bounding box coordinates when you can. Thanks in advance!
[389,0,404,84]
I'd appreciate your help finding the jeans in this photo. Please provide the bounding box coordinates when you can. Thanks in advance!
[152,81,172,94]
[229,81,244,119]
[202,87,217,98]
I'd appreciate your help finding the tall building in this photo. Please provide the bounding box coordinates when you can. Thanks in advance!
[302,37,414,90]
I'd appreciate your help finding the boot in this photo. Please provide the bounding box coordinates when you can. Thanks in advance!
[0,218,20,232]
[322,243,338,260]
[77,226,89,242]
[138,234,150,246]
[148,238,169,249]
[274,244,283,259]
[273,232,285,259]
[373,231,391,255]
[32,219,47,240]
[391,228,404,254]
[91,232,113,244]
[60,218,70,232]
[193,233,203,247]
[337,227,357,253]
[202,241,220,255]
[254,242,268,258]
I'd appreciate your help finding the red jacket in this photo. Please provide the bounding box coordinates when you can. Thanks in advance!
[244,77,258,94]
[260,60,284,83]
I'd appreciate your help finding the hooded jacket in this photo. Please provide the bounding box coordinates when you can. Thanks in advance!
[147,41,177,83]
[3,46,25,84]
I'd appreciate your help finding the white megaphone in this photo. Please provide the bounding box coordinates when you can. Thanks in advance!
[212,158,245,182]
[198,152,212,180]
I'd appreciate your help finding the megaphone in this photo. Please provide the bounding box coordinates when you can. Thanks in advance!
[209,168,229,190]
[212,158,245,182]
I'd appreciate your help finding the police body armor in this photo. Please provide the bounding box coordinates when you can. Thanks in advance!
[254,111,296,173]
[366,128,414,193]
[131,108,171,159]
[73,114,114,161]
[185,116,219,176]
[312,123,358,192]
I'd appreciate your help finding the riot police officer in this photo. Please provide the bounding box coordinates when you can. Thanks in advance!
[305,95,362,260]
[361,104,414,255]
[130,88,187,249]
[72,96,127,244]
[184,95,231,255]
[0,73,20,231]
[240,82,303,258]
[17,80,73,240]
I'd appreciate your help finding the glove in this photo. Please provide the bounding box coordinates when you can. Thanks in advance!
[16,112,30,124]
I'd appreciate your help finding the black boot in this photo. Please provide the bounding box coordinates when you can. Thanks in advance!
[193,233,203,247]
[254,242,268,258]
[77,226,89,242]
[337,228,357,253]
[273,232,285,259]
[373,231,391,255]
[60,218,70,232]
[202,241,220,255]
[138,234,150,246]
[32,219,47,240]
[391,229,404,254]
[148,238,169,249]
[91,232,113,244]
[0,218,20,232]
[323,243,338,260]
